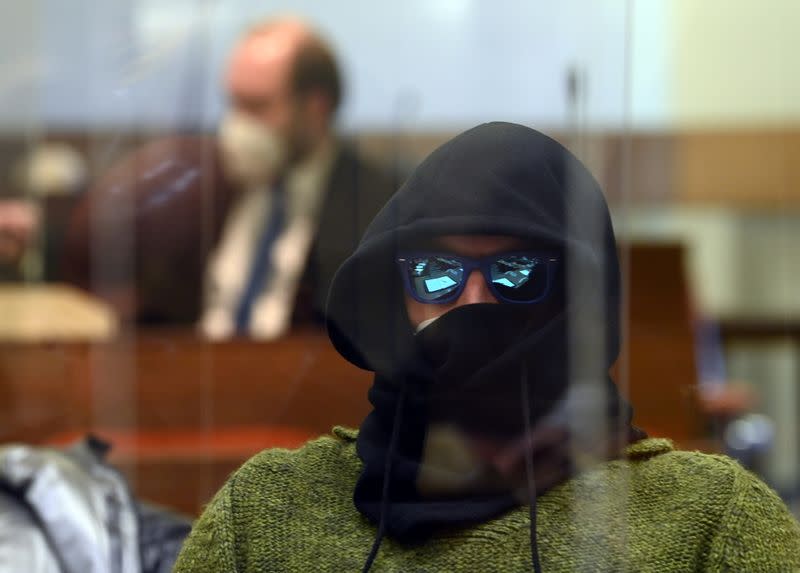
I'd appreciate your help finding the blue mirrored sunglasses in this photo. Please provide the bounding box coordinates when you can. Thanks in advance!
[396,252,559,304]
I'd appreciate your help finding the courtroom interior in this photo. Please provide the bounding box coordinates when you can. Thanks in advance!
[1,1,799,571]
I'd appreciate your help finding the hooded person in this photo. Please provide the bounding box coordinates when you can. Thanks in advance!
[173,123,800,572]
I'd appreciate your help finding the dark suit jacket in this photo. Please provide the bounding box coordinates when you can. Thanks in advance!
[299,143,398,323]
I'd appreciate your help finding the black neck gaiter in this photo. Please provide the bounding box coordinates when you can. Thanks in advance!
[353,303,643,542]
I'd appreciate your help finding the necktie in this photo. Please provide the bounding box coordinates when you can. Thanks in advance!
[234,183,287,333]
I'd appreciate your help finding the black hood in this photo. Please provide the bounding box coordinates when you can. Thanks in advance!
[324,123,639,573]
[327,121,621,376]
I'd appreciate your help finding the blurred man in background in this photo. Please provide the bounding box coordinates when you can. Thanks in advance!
[67,17,396,337]
[203,17,395,340]
[201,19,392,338]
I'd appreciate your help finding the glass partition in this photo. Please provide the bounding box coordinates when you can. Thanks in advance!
[1,1,798,570]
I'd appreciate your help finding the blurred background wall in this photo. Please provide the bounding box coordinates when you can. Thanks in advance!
[2,0,798,128]
[0,0,646,130]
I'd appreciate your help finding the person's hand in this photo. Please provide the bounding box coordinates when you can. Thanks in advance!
[0,201,38,265]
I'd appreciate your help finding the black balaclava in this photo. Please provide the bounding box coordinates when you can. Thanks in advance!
[325,122,644,572]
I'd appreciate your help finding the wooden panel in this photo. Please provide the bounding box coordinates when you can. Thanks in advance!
[0,330,372,440]
[676,129,800,207]
[0,344,90,441]
[0,330,373,513]
[5,127,800,210]
[360,128,800,208]
[618,243,704,443]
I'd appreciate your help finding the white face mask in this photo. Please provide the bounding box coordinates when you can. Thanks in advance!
[217,111,288,188]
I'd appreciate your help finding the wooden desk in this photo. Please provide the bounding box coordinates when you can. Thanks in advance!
[0,284,117,342]
[0,329,372,514]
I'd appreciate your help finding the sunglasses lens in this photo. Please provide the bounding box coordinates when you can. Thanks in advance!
[490,255,550,302]
[404,255,464,302]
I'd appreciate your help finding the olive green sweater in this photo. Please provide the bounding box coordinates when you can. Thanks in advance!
[174,427,800,572]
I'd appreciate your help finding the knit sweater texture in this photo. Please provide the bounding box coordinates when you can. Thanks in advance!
[174,427,800,572]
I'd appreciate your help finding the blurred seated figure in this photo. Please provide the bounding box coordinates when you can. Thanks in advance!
[0,200,38,278]
[66,137,232,324]
[0,141,87,281]
[65,17,395,337]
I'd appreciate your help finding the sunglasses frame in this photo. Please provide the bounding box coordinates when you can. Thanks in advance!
[396,251,559,305]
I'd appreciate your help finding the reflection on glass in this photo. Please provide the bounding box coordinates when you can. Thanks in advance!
[0,2,798,572]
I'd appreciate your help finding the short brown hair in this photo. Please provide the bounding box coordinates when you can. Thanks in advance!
[291,37,343,115]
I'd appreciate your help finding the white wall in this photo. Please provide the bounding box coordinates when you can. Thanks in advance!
[2,1,798,129]
[0,1,42,131]
[668,0,800,127]
[0,0,669,131]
